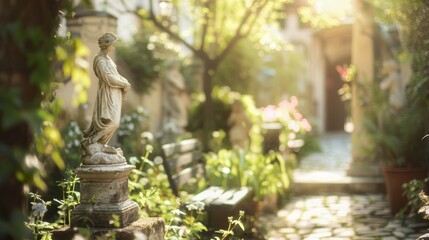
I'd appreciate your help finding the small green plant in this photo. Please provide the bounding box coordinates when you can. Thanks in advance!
[417,191,429,239]
[128,145,211,239]
[53,170,80,227]
[400,177,429,222]
[205,148,293,201]
[25,192,54,240]
[212,211,245,240]
[164,200,208,239]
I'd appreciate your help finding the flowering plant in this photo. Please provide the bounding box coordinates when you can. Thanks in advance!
[336,64,356,102]
[260,96,312,152]
[25,192,54,240]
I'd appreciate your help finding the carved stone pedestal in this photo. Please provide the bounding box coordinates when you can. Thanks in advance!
[53,217,165,240]
[71,163,139,228]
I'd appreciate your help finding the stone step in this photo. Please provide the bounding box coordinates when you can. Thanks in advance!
[292,170,385,195]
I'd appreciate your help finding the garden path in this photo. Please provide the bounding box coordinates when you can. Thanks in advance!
[259,132,428,239]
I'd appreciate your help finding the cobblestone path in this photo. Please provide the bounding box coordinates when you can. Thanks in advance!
[259,194,427,239]
[259,132,429,239]
[298,132,351,172]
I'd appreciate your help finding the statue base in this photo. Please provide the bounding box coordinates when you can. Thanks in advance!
[71,163,139,228]
[53,218,165,240]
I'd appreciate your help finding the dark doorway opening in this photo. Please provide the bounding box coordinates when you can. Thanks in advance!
[325,59,350,132]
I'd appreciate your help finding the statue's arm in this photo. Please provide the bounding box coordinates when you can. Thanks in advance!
[97,60,131,89]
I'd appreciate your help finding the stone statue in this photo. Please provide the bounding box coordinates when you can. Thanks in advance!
[162,60,189,135]
[228,100,252,148]
[81,32,131,165]
[380,60,405,111]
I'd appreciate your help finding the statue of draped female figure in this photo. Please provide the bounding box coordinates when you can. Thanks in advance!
[81,32,131,165]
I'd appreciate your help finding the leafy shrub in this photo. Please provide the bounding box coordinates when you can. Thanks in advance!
[205,149,294,201]
[117,106,150,159]
[60,120,82,169]
[260,96,317,156]
[187,86,260,150]
[400,177,429,221]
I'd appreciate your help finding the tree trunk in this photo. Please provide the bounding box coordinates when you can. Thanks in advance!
[202,62,214,151]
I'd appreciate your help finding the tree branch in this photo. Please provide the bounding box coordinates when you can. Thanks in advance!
[146,0,201,57]
[243,0,270,36]
[199,0,214,52]
[213,0,260,66]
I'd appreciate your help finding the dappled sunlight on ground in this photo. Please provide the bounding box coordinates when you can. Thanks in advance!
[259,132,428,239]
[259,194,427,239]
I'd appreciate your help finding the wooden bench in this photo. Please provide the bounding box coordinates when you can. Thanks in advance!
[160,138,255,230]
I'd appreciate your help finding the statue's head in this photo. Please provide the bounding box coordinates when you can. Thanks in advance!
[97,32,118,50]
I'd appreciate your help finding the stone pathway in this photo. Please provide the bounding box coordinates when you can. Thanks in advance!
[259,194,428,239]
[298,132,351,172]
[258,132,429,239]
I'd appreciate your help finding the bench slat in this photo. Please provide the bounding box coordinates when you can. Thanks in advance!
[191,186,225,203]
[172,164,204,186]
[162,139,199,157]
[213,187,252,206]
[171,151,201,172]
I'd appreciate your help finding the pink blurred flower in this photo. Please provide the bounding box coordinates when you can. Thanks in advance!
[262,105,277,122]
[336,65,347,79]
[290,96,298,108]
[301,118,312,132]
[278,100,292,110]
[293,111,303,120]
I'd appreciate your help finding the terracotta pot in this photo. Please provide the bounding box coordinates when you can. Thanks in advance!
[383,166,428,214]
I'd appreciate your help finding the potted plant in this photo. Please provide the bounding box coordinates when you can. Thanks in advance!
[364,62,429,214]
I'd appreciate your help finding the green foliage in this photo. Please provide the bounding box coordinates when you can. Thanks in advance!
[1,33,90,189]
[174,0,290,55]
[205,149,293,201]
[212,35,308,105]
[362,70,429,167]
[128,145,174,216]
[269,45,308,103]
[364,0,429,167]
[25,192,54,240]
[400,178,428,221]
[260,97,314,154]
[55,36,91,106]
[417,191,429,238]
[165,201,208,239]
[296,0,353,29]
[116,23,178,94]
[0,2,88,239]
[117,107,150,158]
[128,146,211,239]
[53,170,80,227]
[23,173,79,238]
[60,120,82,169]
[370,0,429,78]
[187,86,260,149]
[213,39,261,94]
[212,211,245,240]
[336,64,357,103]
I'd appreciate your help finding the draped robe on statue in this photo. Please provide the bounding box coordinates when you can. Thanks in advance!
[83,54,128,145]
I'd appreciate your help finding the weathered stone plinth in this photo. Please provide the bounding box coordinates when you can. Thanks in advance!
[71,163,139,228]
[53,217,165,240]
